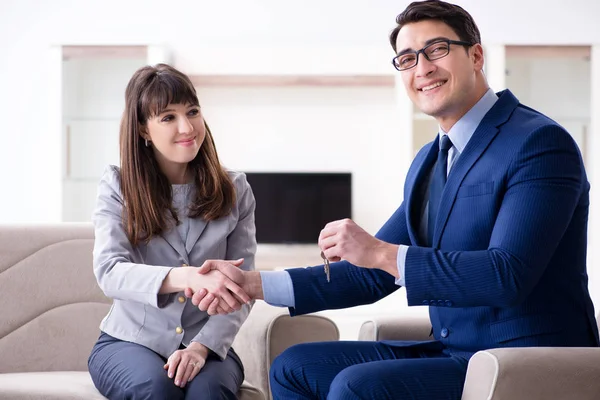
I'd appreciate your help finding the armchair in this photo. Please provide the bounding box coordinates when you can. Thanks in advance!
[359,313,600,399]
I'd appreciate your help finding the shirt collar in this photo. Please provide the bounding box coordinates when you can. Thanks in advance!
[438,88,498,153]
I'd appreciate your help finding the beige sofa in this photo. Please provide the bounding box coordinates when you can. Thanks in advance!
[0,224,339,400]
[359,314,600,399]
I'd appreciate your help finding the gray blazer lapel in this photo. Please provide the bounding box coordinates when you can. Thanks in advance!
[185,218,208,254]
[161,227,189,263]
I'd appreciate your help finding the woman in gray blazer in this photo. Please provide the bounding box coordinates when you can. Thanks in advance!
[88,63,256,400]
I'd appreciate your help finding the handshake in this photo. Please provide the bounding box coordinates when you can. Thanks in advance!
[180,218,387,315]
[182,259,263,316]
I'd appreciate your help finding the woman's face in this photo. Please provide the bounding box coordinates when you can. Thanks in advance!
[142,103,206,180]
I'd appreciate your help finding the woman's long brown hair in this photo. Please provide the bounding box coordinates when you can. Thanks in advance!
[119,63,235,246]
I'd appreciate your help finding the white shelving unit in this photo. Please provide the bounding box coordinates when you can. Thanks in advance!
[505,46,591,162]
[61,47,156,221]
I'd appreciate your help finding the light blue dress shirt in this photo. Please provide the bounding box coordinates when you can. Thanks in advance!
[261,88,499,307]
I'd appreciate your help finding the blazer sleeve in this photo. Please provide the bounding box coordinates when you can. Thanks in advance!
[405,125,585,308]
[287,201,412,316]
[190,172,257,359]
[91,166,174,308]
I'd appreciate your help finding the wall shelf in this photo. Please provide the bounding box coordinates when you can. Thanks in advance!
[62,45,147,60]
[506,45,590,59]
[189,74,395,87]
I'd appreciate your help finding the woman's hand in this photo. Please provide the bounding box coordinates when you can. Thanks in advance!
[186,260,250,315]
[160,259,251,315]
[164,342,210,388]
[185,260,262,315]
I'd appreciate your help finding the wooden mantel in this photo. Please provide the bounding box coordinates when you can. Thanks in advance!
[505,45,590,59]
[62,45,147,60]
[189,74,395,87]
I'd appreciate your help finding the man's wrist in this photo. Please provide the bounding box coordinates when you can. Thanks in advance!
[374,242,400,278]
[245,271,264,300]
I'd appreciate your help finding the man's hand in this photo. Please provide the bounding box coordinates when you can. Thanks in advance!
[185,259,263,314]
[319,218,399,277]
[185,259,251,315]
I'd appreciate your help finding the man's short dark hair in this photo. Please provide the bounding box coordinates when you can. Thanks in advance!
[389,0,481,53]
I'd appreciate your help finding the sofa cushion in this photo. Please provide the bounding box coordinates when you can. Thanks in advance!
[0,372,105,400]
[0,372,264,400]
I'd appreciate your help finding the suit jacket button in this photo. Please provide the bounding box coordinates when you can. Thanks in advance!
[178,296,186,303]
[175,327,183,334]
[429,300,436,306]
[422,300,429,305]
[182,264,189,267]
[445,300,453,307]
[441,328,449,338]
[437,300,445,306]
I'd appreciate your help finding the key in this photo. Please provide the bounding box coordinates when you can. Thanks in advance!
[320,251,330,283]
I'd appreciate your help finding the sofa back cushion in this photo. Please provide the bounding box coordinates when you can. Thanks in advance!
[0,224,110,373]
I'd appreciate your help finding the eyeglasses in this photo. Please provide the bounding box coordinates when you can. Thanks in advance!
[392,39,474,71]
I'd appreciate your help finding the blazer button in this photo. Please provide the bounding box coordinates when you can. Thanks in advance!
[178,296,186,303]
[445,300,453,307]
[422,300,429,306]
[175,327,183,334]
[437,300,445,306]
[182,263,189,267]
[429,300,436,306]
[441,328,449,338]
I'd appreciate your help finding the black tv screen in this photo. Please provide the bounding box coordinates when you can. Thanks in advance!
[244,172,352,244]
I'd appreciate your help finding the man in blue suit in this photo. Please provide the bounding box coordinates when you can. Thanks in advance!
[190,0,599,398]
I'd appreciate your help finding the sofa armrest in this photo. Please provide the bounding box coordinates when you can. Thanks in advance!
[462,347,600,400]
[358,315,432,341]
[232,300,339,400]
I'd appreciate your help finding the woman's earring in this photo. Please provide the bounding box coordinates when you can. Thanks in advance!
[145,138,149,147]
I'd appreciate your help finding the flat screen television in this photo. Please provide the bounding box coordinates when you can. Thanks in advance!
[244,172,352,244]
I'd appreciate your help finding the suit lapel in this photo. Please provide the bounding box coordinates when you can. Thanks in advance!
[431,89,519,247]
[406,139,439,246]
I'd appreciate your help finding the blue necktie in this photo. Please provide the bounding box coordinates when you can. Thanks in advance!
[428,135,453,246]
